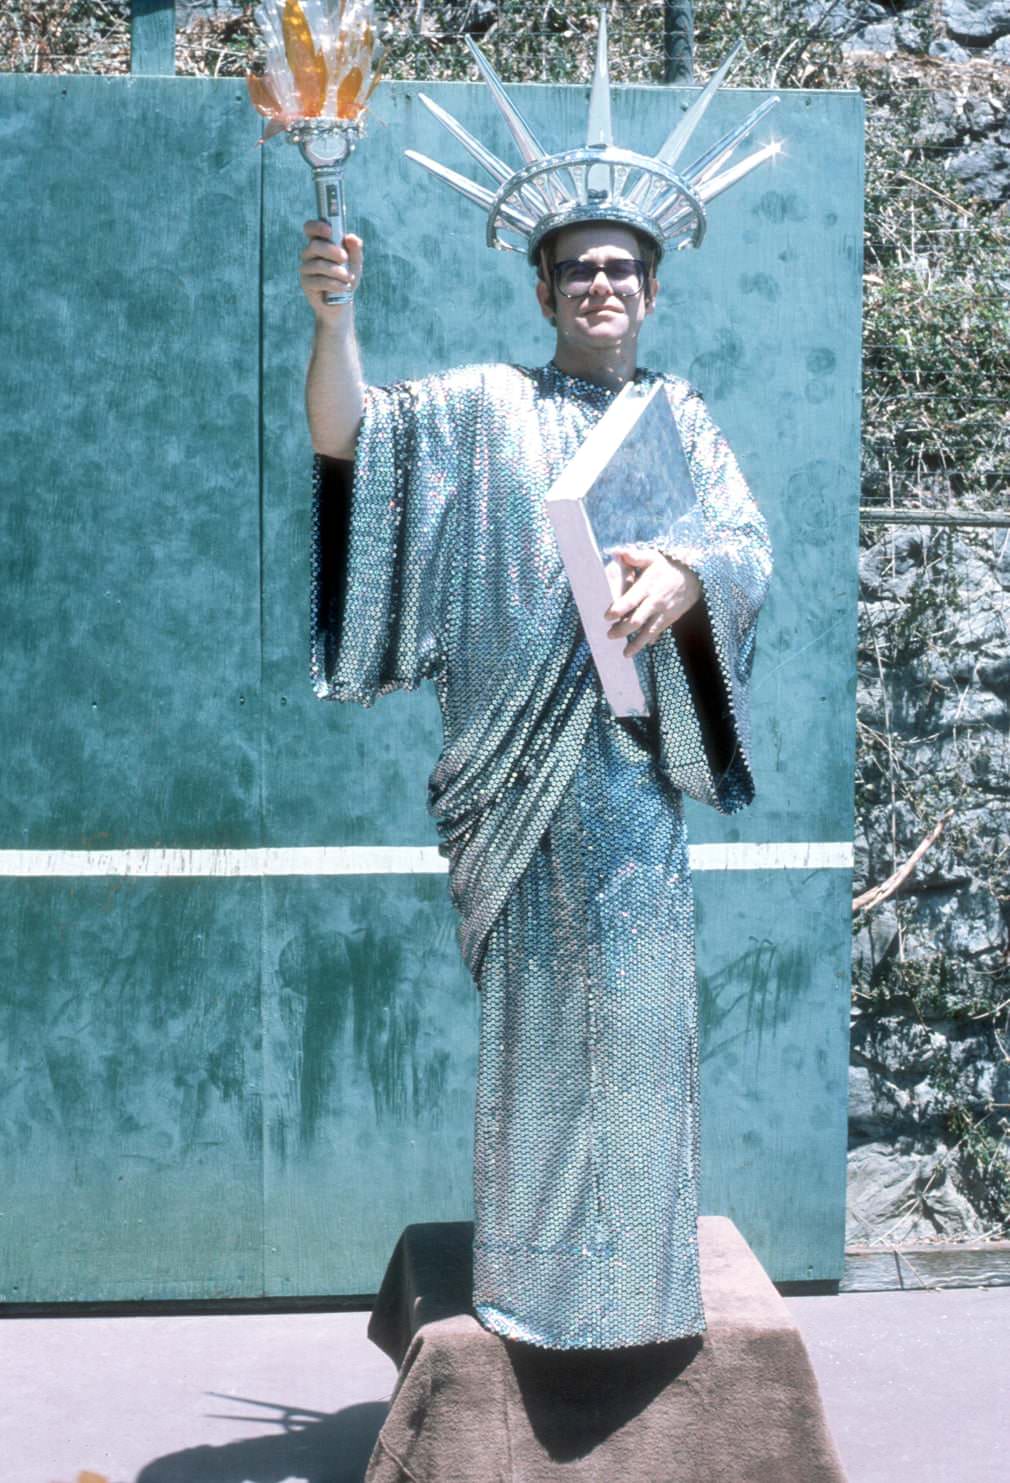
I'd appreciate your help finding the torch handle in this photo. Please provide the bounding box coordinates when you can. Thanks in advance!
[314,169,353,307]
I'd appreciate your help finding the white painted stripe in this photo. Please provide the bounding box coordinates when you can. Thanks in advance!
[689,841,854,871]
[0,842,852,878]
[0,847,447,878]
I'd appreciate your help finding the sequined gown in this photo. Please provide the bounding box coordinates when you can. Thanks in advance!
[312,361,772,1350]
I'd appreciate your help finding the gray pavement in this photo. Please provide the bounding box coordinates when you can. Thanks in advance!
[2,1288,1007,1483]
[784,1287,1009,1483]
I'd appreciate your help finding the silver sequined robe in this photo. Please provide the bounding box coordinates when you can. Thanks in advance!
[312,361,772,1350]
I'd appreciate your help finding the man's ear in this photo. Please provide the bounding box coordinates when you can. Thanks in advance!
[645,273,660,315]
[535,276,556,322]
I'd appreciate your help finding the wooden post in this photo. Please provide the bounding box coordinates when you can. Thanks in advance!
[131,0,176,76]
[663,0,693,83]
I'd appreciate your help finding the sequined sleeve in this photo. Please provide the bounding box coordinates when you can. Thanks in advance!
[311,374,465,706]
[647,384,773,814]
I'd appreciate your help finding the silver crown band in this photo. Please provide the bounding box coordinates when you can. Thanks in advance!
[488,146,708,261]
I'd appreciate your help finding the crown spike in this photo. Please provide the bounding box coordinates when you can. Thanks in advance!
[417,94,511,182]
[404,150,495,208]
[586,8,613,149]
[585,6,614,197]
[683,96,779,186]
[625,40,744,212]
[463,35,570,209]
[696,140,781,205]
[657,39,744,167]
[416,93,556,218]
[464,35,548,169]
[404,150,536,234]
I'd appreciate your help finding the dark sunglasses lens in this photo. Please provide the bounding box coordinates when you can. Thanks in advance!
[556,260,644,296]
[605,262,644,293]
[558,265,594,295]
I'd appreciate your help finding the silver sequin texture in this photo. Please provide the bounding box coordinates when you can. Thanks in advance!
[312,361,772,1349]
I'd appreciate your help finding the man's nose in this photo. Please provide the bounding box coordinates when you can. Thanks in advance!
[588,268,611,294]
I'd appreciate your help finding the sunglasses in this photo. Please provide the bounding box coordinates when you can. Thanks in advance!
[551,257,649,298]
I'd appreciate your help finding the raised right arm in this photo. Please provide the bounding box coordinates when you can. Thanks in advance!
[301,220,365,459]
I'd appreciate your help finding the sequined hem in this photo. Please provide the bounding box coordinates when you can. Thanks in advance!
[474,1299,708,1351]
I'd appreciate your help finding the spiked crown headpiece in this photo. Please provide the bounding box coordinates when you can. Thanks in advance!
[405,10,781,265]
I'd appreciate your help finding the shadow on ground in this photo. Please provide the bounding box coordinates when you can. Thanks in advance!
[134,1398,388,1483]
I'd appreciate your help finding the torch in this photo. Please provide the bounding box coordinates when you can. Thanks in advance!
[248,0,383,304]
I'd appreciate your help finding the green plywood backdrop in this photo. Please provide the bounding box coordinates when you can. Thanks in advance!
[0,74,862,1300]
[0,78,261,849]
[0,76,264,1301]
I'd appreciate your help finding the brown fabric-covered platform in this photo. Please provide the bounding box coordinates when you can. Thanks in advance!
[364,1217,848,1482]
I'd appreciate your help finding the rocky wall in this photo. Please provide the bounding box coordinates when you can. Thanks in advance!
[823,0,1010,196]
[851,524,1010,1242]
[794,0,1010,1248]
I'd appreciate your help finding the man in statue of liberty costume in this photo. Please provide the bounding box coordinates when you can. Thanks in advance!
[300,19,775,1350]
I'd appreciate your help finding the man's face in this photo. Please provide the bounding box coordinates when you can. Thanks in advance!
[535,223,659,350]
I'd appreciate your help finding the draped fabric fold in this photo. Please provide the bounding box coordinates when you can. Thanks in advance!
[633,387,772,815]
[428,579,598,979]
[311,375,460,707]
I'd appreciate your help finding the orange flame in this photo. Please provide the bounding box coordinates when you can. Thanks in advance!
[282,0,327,116]
[247,0,383,129]
[246,71,282,118]
[336,66,364,119]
